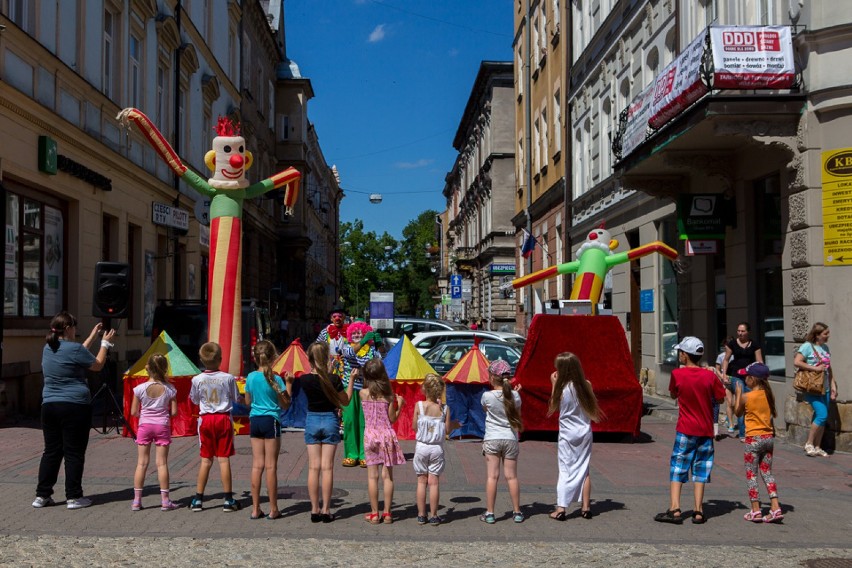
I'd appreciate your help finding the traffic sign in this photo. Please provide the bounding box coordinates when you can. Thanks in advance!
[450,274,462,287]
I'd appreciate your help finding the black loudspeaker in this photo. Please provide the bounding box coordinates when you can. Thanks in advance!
[93,262,130,318]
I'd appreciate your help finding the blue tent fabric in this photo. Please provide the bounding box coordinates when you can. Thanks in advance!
[279,377,308,428]
[446,383,489,439]
[382,339,403,378]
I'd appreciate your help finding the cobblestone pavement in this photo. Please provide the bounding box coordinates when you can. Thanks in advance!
[0,397,850,567]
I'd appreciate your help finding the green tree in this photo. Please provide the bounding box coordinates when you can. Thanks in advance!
[339,211,439,318]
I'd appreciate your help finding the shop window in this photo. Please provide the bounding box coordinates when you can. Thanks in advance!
[4,190,65,318]
[659,218,679,365]
[754,174,784,374]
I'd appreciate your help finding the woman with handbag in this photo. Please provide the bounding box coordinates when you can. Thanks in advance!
[793,322,838,457]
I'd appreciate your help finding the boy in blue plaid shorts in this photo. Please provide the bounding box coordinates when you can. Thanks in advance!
[654,337,726,525]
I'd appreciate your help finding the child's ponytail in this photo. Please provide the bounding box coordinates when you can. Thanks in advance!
[253,340,279,390]
[500,377,523,433]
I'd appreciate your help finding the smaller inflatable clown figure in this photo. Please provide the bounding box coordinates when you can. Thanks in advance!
[512,226,678,304]
[117,108,301,375]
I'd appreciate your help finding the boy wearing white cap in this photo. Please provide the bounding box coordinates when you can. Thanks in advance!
[654,336,726,525]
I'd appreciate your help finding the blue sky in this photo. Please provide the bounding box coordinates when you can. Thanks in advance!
[286,1,513,239]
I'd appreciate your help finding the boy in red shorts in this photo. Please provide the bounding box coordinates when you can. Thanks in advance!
[189,342,240,512]
[654,336,725,525]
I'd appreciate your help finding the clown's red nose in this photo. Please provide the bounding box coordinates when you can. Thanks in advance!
[229,154,244,168]
[589,232,598,240]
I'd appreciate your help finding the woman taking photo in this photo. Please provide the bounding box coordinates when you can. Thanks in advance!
[300,342,354,522]
[794,322,837,457]
[33,312,116,509]
[721,322,764,441]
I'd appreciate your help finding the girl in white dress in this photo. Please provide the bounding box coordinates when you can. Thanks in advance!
[548,352,601,520]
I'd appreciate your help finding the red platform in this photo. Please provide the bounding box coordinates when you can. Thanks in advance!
[513,314,642,436]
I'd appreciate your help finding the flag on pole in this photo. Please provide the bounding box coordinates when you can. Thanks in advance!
[521,229,536,259]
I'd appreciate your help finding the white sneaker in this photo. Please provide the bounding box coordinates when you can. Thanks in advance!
[812,447,829,457]
[804,443,816,456]
[66,497,92,509]
[32,496,55,508]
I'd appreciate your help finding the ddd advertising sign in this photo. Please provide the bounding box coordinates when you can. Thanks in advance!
[709,26,795,89]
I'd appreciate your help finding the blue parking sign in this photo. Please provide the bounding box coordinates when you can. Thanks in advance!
[451,285,462,299]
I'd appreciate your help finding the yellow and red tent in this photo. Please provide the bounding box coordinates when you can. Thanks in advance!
[444,339,492,439]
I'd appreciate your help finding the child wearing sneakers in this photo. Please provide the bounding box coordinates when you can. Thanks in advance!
[412,373,459,526]
[130,353,180,511]
[654,337,725,525]
[480,359,524,524]
[189,342,240,512]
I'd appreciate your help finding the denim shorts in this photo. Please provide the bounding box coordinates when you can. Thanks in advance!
[304,411,341,445]
[250,415,281,439]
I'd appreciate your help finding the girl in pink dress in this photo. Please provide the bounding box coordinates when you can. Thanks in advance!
[359,358,405,524]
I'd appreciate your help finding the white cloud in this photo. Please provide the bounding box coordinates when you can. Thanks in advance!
[368,24,386,43]
[395,159,434,169]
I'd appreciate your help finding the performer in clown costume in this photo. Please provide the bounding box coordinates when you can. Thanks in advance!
[337,321,382,467]
[512,226,678,303]
[316,308,349,382]
[117,108,301,375]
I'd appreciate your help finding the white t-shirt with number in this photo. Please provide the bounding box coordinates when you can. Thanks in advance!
[190,370,238,414]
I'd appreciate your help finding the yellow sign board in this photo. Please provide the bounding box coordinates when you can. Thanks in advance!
[822,148,852,265]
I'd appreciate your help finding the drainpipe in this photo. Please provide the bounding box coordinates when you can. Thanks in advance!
[524,0,533,331]
[172,0,183,299]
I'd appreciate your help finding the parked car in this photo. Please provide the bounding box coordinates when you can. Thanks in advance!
[150,299,272,375]
[423,339,523,376]
[379,317,468,347]
[410,330,526,354]
[763,329,785,376]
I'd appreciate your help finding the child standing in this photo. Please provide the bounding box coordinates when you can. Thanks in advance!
[480,359,524,524]
[412,373,458,526]
[130,353,179,511]
[244,340,292,520]
[547,352,601,521]
[189,342,240,512]
[735,362,784,523]
[654,337,726,525]
[360,358,405,524]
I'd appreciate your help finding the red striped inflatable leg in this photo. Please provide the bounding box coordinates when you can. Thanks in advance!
[209,217,243,376]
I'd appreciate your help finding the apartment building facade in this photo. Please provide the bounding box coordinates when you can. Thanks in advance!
[568,0,851,450]
[442,62,516,330]
[512,0,569,332]
[0,0,339,416]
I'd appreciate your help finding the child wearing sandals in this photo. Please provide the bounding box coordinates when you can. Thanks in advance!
[244,340,292,520]
[130,353,179,511]
[412,373,459,526]
[654,337,725,525]
[360,358,405,524]
[735,362,784,523]
[547,352,601,521]
[480,359,524,524]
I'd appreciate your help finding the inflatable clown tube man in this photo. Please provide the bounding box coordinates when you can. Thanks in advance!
[512,226,678,304]
[117,108,301,375]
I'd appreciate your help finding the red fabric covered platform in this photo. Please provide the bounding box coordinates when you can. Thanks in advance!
[513,314,642,436]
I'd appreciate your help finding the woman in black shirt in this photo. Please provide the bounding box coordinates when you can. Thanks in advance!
[299,342,354,523]
[721,322,764,441]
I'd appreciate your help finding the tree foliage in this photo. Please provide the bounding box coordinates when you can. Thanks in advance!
[340,210,439,318]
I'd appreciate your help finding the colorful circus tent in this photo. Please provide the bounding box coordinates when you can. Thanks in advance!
[272,339,311,428]
[383,335,437,440]
[122,331,201,438]
[443,339,491,439]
